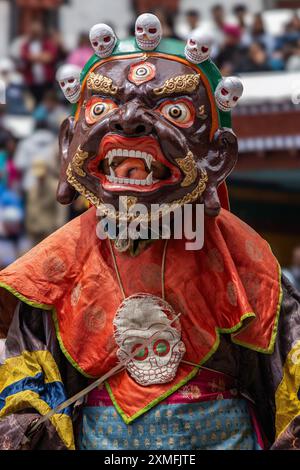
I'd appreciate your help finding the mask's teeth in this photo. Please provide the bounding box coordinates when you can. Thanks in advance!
[110,167,115,177]
[145,171,153,185]
[108,151,113,165]
[145,154,153,170]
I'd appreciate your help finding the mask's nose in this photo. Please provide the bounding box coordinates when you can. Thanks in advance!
[109,101,153,137]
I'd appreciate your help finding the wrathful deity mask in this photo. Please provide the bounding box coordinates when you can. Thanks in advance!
[56,15,243,224]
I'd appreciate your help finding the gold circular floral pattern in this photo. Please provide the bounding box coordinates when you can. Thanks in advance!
[83,307,107,333]
[206,248,224,273]
[71,283,81,307]
[227,281,238,306]
[239,271,261,309]
[245,239,263,262]
[42,256,66,282]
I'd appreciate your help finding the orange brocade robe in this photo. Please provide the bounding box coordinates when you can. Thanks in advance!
[0,207,281,423]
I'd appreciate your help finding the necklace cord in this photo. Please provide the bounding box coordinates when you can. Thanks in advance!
[109,238,169,301]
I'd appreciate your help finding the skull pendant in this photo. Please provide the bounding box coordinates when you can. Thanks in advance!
[114,293,186,386]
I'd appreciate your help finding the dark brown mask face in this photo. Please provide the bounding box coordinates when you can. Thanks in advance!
[58,55,238,217]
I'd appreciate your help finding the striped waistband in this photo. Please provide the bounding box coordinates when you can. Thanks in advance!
[87,368,239,407]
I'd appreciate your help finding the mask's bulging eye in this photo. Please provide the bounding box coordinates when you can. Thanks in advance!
[85,97,118,125]
[157,99,195,128]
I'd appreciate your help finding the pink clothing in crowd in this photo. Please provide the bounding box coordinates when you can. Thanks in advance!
[67,46,93,69]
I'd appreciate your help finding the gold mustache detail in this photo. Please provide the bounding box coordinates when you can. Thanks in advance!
[176,151,198,187]
[71,146,89,177]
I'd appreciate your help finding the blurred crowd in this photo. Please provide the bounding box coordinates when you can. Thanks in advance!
[0,3,300,270]
[161,4,300,75]
[0,19,91,268]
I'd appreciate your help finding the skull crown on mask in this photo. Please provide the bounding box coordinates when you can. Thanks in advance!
[214,76,244,112]
[56,64,81,103]
[184,31,213,64]
[89,23,117,58]
[135,13,162,51]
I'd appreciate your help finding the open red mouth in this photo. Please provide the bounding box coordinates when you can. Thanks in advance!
[87,135,182,192]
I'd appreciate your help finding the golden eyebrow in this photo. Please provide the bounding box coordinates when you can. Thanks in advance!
[87,72,118,95]
[153,74,200,96]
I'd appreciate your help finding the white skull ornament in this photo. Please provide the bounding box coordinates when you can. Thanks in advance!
[215,76,244,112]
[89,23,117,59]
[56,64,81,103]
[184,31,212,64]
[114,294,186,386]
[135,13,162,51]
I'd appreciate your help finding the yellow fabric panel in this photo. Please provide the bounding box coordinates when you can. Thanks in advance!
[0,351,75,450]
[0,390,74,450]
[275,340,300,438]
[0,350,62,391]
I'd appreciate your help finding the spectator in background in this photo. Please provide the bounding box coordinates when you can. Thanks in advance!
[25,160,67,246]
[67,33,93,69]
[250,13,275,56]
[0,192,26,269]
[283,246,300,292]
[0,58,29,116]
[211,4,234,40]
[232,4,251,47]
[34,90,68,134]
[49,28,68,65]
[0,124,19,192]
[285,13,300,35]
[21,21,59,104]
[236,42,272,73]
[215,26,244,76]
[177,9,201,40]
[185,9,201,32]
[286,39,300,71]
[0,132,26,268]
[152,8,180,40]
[14,120,57,193]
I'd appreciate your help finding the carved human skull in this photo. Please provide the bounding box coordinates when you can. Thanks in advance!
[135,13,162,51]
[184,31,212,64]
[56,64,81,103]
[114,294,185,386]
[215,76,244,112]
[89,23,117,58]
